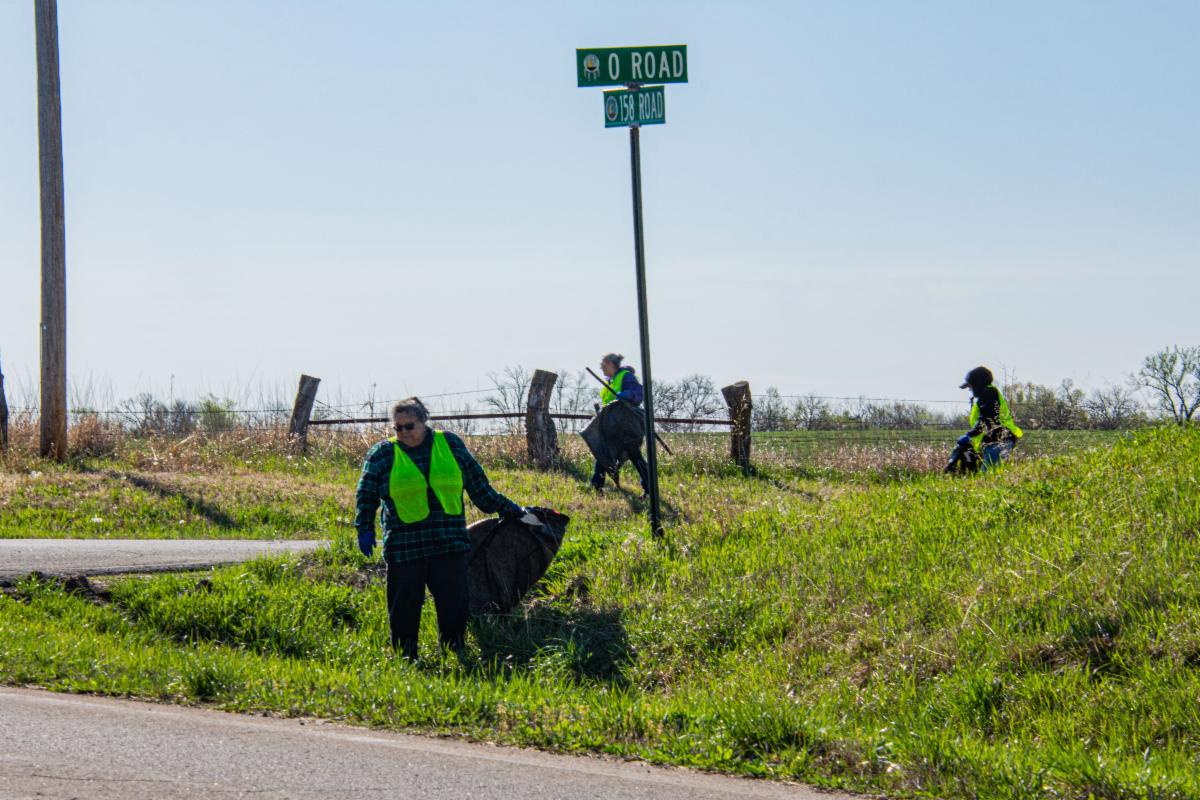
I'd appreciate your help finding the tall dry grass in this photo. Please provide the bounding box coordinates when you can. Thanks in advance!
[4,414,1089,478]
[1,414,542,474]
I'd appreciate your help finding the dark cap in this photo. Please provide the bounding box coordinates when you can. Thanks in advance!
[960,366,994,390]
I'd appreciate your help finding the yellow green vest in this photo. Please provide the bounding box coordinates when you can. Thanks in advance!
[600,368,629,406]
[388,430,464,523]
[968,385,1024,451]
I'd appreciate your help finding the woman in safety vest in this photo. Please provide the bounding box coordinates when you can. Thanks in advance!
[355,397,525,660]
[592,353,651,493]
[957,366,1024,471]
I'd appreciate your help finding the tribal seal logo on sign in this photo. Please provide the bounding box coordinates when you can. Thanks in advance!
[583,53,600,81]
[605,95,619,122]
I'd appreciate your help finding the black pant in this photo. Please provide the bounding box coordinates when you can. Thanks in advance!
[591,450,650,492]
[385,551,469,660]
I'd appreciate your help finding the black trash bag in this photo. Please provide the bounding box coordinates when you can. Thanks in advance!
[467,506,570,614]
[944,440,980,475]
[580,401,646,472]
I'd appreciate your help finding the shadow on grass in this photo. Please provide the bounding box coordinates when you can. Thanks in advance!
[105,470,238,530]
[619,489,683,521]
[556,458,682,520]
[556,459,593,485]
[467,602,631,686]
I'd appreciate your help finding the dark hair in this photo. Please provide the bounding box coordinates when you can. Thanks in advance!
[602,353,624,368]
[390,397,429,422]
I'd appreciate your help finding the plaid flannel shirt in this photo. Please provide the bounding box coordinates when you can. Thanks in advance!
[354,430,519,563]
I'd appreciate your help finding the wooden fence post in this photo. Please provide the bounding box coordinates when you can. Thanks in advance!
[721,381,752,473]
[525,369,558,469]
[288,374,321,452]
[0,355,9,453]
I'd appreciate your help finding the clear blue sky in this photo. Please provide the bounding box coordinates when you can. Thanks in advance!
[2,1,1197,410]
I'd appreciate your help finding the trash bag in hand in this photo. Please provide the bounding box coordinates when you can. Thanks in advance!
[467,506,570,615]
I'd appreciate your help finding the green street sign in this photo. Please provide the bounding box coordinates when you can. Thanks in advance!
[604,86,665,128]
[577,45,687,87]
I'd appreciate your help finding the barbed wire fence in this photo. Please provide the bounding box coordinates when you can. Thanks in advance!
[1,368,1148,471]
[0,390,1138,431]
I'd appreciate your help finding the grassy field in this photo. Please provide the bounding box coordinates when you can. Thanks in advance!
[1,423,1198,799]
[751,428,1130,473]
[0,425,1130,539]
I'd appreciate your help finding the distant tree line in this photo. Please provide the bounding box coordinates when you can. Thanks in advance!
[482,368,730,433]
[31,344,1193,439]
[475,345,1199,433]
[746,345,1199,432]
[72,394,244,435]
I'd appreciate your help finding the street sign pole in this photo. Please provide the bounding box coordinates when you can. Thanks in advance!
[577,44,686,538]
[628,117,663,537]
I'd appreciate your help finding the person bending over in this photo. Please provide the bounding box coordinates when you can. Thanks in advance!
[957,366,1023,471]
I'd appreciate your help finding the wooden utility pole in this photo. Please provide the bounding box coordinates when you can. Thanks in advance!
[0,354,9,453]
[36,0,67,460]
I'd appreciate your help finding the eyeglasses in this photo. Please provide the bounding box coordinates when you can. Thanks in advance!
[394,422,418,432]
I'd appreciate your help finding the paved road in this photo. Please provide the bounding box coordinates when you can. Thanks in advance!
[0,688,859,800]
[0,539,326,583]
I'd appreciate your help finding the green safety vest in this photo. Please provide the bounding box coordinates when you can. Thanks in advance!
[600,368,629,406]
[388,430,464,523]
[968,385,1024,451]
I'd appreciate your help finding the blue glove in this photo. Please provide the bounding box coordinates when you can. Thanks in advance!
[357,531,376,558]
[956,435,972,447]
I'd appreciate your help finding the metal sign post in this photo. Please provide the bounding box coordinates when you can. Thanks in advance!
[627,117,663,537]
[605,85,665,127]
[576,45,687,538]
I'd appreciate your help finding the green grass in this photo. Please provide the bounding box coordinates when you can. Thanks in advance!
[0,466,349,539]
[752,428,1131,473]
[753,426,1126,453]
[1,426,1198,798]
[0,428,1121,539]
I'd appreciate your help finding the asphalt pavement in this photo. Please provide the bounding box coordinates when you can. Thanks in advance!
[0,688,861,800]
[0,538,326,583]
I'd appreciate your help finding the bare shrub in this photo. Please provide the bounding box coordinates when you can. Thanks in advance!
[1131,345,1200,424]
[1004,380,1086,429]
[651,380,685,430]
[484,366,531,433]
[116,393,197,436]
[70,414,120,458]
[198,396,236,434]
[1083,385,1143,430]
[792,394,833,430]
[752,387,790,431]
[676,374,722,429]
[551,370,594,433]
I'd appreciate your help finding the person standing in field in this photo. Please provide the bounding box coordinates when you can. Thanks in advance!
[592,353,651,494]
[355,397,526,661]
[957,366,1024,470]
